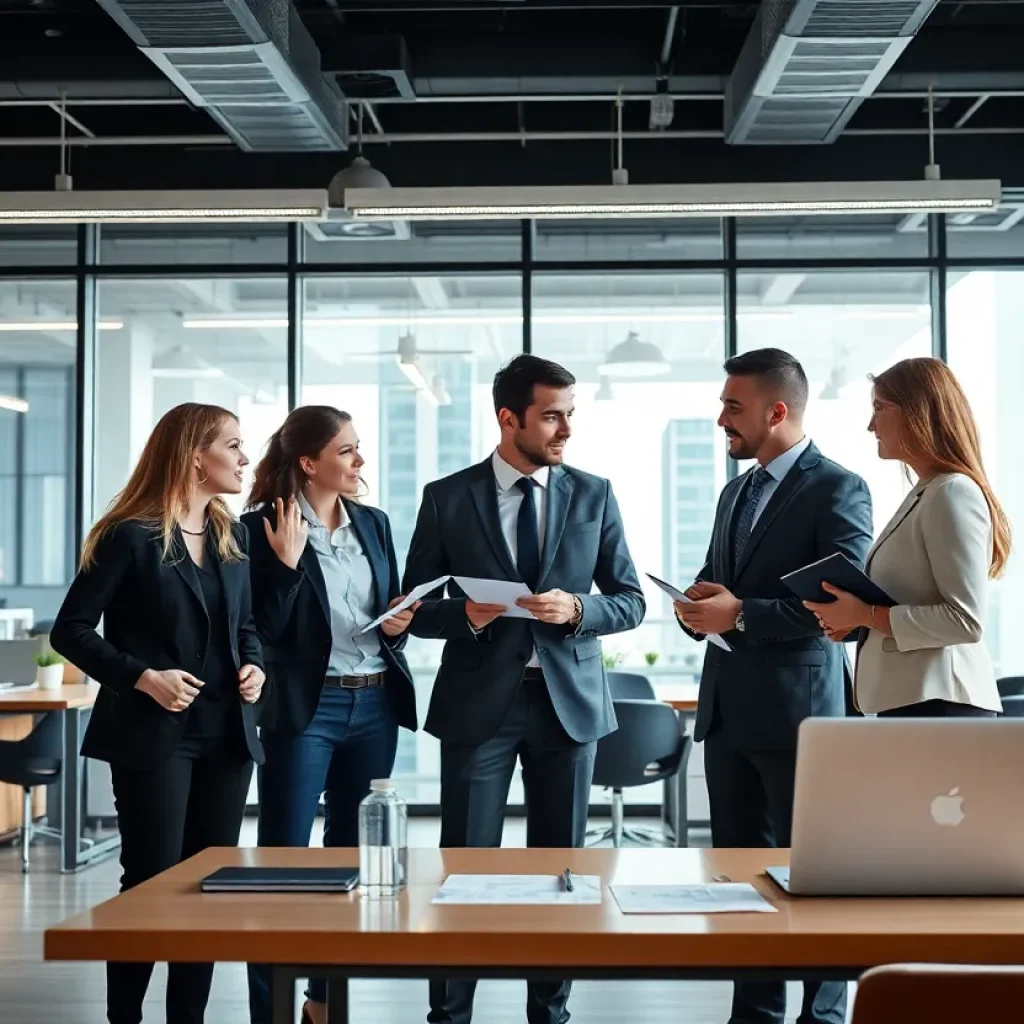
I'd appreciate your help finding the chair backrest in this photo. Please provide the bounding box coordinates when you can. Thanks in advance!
[852,964,1024,1024]
[998,676,1024,698]
[592,699,687,789]
[607,671,656,701]
[0,712,63,788]
[1000,694,1024,717]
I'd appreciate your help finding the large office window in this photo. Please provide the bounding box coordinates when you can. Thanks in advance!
[94,278,289,518]
[301,274,521,802]
[0,280,77,620]
[947,269,1024,678]
[532,273,728,676]
[737,270,933,535]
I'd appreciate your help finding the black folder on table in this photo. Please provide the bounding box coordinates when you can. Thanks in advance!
[780,552,895,607]
[200,866,359,893]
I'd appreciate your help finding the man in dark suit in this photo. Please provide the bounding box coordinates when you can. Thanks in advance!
[403,354,645,1024]
[675,348,872,1024]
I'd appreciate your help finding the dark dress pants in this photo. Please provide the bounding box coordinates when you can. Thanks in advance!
[427,672,596,1024]
[703,736,847,1024]
[107,744,253,1024]
[247,684,399,1024]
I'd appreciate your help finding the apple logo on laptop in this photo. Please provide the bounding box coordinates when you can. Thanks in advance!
[930,787,965,826]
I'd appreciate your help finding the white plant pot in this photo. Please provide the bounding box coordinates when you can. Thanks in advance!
[36,663,64,691]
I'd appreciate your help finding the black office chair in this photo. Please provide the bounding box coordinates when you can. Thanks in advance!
[997,677,1024,698]
[1000,695,1024,718]
[607,671,656,701]
[587,699,690,848]
[0,713,63,872]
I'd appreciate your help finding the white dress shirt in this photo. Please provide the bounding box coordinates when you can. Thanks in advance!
[298,493,387,677]
[491,449,549,668]
[750,435,811,527]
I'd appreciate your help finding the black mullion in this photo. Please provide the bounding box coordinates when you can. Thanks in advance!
[724,218,740,483]
[73,225,98,563]
[287,224,302,410]
[522,219,533,355]
[929,213,948,363]
[13,367,25,585]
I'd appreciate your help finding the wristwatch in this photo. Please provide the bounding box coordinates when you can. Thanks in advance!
[570,595,584,628]
[735,609,746,632]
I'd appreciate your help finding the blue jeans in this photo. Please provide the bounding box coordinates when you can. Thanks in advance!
[247,684,398,1023]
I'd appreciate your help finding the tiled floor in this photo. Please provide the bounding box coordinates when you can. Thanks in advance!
[0,817,836,1023]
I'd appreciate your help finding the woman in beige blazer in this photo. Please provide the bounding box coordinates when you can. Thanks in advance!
[805,357,1011,717]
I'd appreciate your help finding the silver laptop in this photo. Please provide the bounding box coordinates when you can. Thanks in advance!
[766,717,1024,896]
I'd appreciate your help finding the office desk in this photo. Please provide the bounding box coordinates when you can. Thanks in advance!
[45,846,1024,1024]
[654,682,699,712]
[0,683,119,872]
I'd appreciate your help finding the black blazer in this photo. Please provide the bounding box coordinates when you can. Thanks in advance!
[240,501,417,737]
[50,520,264,769]
[681,442,873,750]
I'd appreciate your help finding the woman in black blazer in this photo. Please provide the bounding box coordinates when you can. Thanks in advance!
[50,402,265,1024]
[240,405,417,1024]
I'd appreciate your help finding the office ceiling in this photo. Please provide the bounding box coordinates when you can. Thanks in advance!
[0,0,1022,190]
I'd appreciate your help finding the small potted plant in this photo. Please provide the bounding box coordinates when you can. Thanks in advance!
[33,651,65,691]
[644,651,660,667]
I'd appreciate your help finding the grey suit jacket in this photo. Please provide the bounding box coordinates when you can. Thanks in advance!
[683,442,873,751]
[402,458,646,746]
[856,473,1001,714]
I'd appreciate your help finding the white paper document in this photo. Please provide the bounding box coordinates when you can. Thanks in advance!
[432,873,602,906]
[452,576,536,619]
[646,572,732,652]
[610,883,776,915]
[360,575,451,633]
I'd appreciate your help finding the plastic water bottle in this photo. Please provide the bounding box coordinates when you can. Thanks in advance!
[358,779,407,898]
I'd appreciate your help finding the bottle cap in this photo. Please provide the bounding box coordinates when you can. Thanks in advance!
[370,779,394,792]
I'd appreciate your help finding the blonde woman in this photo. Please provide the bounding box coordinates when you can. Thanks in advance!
[51,402,265,1024]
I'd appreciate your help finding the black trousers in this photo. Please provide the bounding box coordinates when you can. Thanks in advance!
[877,698,997,718]
[107,744,253,1024]
[704,737,847,1024]
[428,672,596,1024]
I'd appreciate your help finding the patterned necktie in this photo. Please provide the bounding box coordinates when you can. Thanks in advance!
[515,477,541,591]
[733,466,767,567]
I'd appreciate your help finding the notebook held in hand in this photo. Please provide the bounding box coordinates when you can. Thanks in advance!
[200,866,359,893]
[780,552,894,607]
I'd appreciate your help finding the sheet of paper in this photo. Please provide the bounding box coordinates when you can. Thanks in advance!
[610,883,776,914]
[646,573,732,652]
[432,873,602,906]
[360,575,451,633]
[452,576,536,619]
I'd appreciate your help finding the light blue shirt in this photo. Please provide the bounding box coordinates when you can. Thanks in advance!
[751,435,811,527]
[298,493,387,677]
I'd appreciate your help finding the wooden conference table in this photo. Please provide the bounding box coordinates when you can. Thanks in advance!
[46,846,1024,1024]
[0,682,120,872]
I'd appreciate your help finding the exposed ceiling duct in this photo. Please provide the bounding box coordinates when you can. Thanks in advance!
[93,0,349,152]
[725,0,941,145]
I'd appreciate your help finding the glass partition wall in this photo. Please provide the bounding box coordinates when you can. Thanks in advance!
[2,213,1022,810]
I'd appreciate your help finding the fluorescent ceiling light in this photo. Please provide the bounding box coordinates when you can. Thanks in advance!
[341,180,1001,221]
[598,332,671,378]
[0,320,123,332]
[0,395,29,413]
[0,189,328,224]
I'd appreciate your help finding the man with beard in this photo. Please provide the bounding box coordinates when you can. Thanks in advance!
[403,353,645,1024]
[675,348,872,1024]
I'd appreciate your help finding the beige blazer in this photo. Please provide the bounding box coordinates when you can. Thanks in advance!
[855,472,1001,715]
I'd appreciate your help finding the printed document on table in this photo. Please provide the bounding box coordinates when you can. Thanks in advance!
[360,575,451,633]
[610,883,776,914]
[452,576,536,619]
[645,573,732,651]
[432,874,602,906]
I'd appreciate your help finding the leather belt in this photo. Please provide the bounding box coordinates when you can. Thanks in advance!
[324,672,386,689]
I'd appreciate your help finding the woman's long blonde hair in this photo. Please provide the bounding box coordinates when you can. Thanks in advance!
[81,402,243,568]
[871,357,1011,578]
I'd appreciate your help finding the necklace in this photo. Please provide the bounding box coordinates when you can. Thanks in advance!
[180,522,208,537]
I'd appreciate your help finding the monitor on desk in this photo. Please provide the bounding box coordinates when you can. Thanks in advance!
[768,717,1024,897]
[0,637,44,686]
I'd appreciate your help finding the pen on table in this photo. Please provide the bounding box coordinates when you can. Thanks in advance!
[561,868,574,892]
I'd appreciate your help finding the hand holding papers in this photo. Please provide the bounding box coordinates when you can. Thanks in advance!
[646,573,732,652]
[360,575,450,633]
[610,882,776,914]
[453,576,537,619]
[432,873,602,906]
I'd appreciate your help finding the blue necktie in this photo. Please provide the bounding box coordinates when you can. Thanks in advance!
[515,477,541,591]
[733,466,767,567]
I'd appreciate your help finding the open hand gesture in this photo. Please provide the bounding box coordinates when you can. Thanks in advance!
[263,497,308,569]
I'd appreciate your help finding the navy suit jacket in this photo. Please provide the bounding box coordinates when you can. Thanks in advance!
[685,442,873,750]
[241,501,416,737]
[402,458,646,747]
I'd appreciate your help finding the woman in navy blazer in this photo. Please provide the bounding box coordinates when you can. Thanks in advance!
[240,405,417,1024]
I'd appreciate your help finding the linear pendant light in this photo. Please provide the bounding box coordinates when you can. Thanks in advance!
[341,179,1001,221]
[0,189,329,224]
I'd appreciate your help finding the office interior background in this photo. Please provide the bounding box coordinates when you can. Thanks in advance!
[1,0,1023,820]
